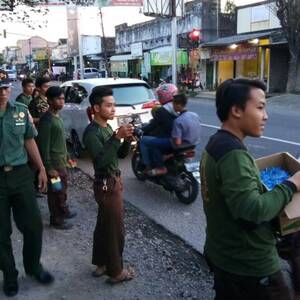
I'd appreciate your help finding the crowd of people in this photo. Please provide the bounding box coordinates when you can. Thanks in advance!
[1,71,300,300]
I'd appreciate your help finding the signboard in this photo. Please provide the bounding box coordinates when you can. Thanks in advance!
[131,42,143,58]
[82,35,101,56]
[111,61,128,73]
[150,49,188,66]
[32,48,48,61]
[143,0,184,17]
[51,45,68,60]
[98,0,142,7]
[210,46,258,62]
[67,6,79,57]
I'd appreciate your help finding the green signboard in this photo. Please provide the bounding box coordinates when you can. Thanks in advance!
[150,50,188,66]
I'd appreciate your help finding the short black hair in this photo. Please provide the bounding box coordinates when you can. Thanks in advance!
[216,78,266,122]
[35,76,50,88]
[46,86,63,100]
[22,78,34,88]
[89,86,113,107]
[173,94,188,107]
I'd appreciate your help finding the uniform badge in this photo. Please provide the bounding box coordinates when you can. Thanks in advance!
[19,112,25,119]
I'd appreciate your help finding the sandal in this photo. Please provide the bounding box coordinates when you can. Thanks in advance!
[106,268,135,285]
[92,266,106,278]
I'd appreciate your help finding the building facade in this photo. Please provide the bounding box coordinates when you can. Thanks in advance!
[113,0,220,86]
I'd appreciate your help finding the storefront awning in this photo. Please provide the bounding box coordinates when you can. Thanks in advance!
[202,30,276,48]
[110,54,135,62]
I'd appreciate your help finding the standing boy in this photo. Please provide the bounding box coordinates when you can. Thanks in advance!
[15,78,35,107]
[200,78,300,300]
[37,86,76,230]
[0,77,54,297]
[83,87,135,284]
[29,77,50,125]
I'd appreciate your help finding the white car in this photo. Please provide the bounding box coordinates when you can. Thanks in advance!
[60,78,157,157]
[5,69,17,81]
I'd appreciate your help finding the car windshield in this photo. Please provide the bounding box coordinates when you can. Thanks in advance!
[111,84,155,106]
[6,70,14,74]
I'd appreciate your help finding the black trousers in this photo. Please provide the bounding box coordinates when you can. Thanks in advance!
[206,257,291,300]
[0,165,43,281]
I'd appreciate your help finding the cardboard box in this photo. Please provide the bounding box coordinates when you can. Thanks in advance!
[256,152,300,235]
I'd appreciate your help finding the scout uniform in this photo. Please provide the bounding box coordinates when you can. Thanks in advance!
[83,121,131,278]
[200,129,296,300]
[28,95,49,121]
[0,100,43,283]
[15,93,32,107]
[37,111,71,226]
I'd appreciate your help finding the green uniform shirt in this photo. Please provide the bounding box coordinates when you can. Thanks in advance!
[200,130,296,277]
[15,93,32,107]
[37,111,67,171]
[28,96,49,119]
[83,121,131,177]
[0,102,36,166]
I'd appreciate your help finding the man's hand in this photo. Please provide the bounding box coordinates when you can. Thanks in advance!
[48,169,59,178]
[115,124,134,140]
[38,167,48,193]
[288,171,300,192]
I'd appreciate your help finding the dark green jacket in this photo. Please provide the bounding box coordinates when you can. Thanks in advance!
[83,121,131,177]
[37,111,67,171]
[0,102,36,166]
[200,130,296,277]
[15,93,32,107]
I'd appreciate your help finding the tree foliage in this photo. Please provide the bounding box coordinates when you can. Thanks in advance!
[223,0,236,15]
[0,0,95,29]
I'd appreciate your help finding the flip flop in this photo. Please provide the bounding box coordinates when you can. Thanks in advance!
[106,268,135,285]
[91,267,106,278]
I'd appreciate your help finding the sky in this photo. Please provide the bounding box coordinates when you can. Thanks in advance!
[0,0,263,51]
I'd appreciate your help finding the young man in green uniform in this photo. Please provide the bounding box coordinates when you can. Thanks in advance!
[15,78,35,107]
[29,77,50,125]
[0,78,54,297]
[37,86,76,230]
[83,87,135,284]
[200,78,300,300]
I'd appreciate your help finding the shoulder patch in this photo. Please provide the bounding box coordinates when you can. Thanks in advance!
[206,130,246,162]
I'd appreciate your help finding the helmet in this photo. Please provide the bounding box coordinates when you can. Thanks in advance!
[156,83,178,105]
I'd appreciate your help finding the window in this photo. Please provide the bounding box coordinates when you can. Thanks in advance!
[92,68,99,73]
[65,84,88,104]
[85,69,91,73]
[110,84,155,106]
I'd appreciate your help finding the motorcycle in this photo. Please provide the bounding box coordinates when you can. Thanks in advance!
[131,127,199,205]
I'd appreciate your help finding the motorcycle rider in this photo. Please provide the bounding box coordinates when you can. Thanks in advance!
[140,83,179,175]
[141,94,201,176]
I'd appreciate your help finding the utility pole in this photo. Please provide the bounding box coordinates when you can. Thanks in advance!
[171,0,177,85]
[99,7,109,77]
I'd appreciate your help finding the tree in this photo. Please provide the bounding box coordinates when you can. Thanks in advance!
[271,0,300,93]
[0,0,94,29]
[223,0,236,15]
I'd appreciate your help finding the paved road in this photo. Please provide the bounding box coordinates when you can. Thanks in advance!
[9,82,300,253]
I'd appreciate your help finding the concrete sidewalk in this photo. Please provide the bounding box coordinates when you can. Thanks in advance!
[193,91,300,111]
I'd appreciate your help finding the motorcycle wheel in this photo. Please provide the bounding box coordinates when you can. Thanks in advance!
[131,152,146,181]
[175,172,199,205]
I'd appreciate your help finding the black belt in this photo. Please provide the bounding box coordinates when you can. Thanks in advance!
[0,164,25,172]
[95,169,121,179]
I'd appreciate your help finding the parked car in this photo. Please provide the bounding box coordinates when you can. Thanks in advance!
[60,78,158,157]
[5,69,17,81]
[74,68,101,79]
